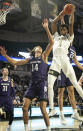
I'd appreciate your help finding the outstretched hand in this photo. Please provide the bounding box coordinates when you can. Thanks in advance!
[0,46,7,56]
[13,99,17,105]
[42,19,49,30]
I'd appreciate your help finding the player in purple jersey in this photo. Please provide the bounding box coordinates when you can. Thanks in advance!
[0,67,16,131]
[0,19,54,131]
[56,46,83,124]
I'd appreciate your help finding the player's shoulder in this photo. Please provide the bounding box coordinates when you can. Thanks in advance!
[67,33,74,40]
[53,32,59,38]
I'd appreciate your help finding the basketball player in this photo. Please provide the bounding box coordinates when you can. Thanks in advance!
[48,4,83,118]
[0,19,54,131]
[51,17,83,123]
[57,45,83,124]
[0,67,16,131]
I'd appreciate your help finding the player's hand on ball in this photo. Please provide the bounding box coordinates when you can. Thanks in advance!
[64,4,75,15]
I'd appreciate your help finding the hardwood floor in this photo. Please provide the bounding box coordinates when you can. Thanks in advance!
[0,116,83,131]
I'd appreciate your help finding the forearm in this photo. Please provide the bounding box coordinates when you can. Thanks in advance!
[69,13,74,25]
[74,60,83,71]
[5,54,17,65]
[69,13,74,36]
[5,54,29,66]
[45,27,54,45]
[51,10,65,34]
[61,17,65,25]
[77,64,83,71]
[52,10,65,24]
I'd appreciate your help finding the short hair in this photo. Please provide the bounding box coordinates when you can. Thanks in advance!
[2,67,8,72]
[60,24,69,32]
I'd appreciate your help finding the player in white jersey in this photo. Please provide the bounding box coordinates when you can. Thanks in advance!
[48,5,83,117]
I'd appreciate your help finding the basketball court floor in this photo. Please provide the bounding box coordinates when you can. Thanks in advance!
[0,106,83,131]
[0,117,83,131]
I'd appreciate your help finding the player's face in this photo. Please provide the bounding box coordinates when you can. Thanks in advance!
[2,68,9,76]
[60,27,68,36]
[35,47,42,57]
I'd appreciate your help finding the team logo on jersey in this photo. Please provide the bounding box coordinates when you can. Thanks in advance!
[44,86,47,92]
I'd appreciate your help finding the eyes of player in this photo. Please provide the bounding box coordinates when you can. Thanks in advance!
[60,28,66,31]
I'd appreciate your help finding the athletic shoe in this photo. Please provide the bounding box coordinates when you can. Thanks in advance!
[71,112,83,121]
[46,127,51,131]
[49,109,57,117]
[79,122,83,129]
[6,125,11,131]
[59,113,67,125]
[24,124,28,131]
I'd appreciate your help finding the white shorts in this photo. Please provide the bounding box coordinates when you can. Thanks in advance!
[50,56,75,78]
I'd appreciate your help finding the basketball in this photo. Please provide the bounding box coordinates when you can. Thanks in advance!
[64,4,75,15]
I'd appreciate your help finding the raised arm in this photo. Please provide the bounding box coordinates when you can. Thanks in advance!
[0,46,29,66]
[51,10,65,34]
[69,5,75,36]
[61,16,65,25]
[73,54,83,70]
[42,19,54,58]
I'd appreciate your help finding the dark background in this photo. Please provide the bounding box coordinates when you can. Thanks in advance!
[0,0,83,57]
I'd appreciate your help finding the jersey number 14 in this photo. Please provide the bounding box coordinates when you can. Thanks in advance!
[32,64,38,71]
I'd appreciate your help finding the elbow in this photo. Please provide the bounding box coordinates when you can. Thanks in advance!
[51,39,54,45]
[52,40,54,45]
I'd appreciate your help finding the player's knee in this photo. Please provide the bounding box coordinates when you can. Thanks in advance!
[48,74,55,85]
[22,106,28,113]
[48,81,54,90]
[58,89,64,96]
[48,85,53,91]
[68,87,74,95]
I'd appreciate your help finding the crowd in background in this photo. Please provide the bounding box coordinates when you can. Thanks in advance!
[0,63,83,108]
